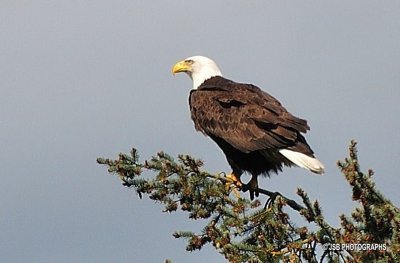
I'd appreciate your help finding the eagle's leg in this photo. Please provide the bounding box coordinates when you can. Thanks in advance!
[241,175,259,200]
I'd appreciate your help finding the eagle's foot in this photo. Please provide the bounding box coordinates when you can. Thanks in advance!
[224,173,242,198]
[225,173,243,187]
[241,176,259,200]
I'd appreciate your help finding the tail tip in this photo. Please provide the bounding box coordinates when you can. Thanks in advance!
[279,149,325,175]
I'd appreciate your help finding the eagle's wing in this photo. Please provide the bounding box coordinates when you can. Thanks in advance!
[189,82,311,154]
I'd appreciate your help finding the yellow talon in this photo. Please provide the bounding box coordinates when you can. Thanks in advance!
[224,173,243,198]
[225,173,243,187]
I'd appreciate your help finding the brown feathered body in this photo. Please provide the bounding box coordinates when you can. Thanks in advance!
[189,76,316,179]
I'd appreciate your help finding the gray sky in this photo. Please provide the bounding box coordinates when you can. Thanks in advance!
[1,1,399,262]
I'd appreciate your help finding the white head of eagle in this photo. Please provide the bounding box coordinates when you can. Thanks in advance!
[172,55,325,200]
[172,56,222,89]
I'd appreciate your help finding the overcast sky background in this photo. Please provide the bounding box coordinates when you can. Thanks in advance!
[1,1,399,262]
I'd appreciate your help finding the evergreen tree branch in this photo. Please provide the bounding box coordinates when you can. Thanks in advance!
[97,141,400,262]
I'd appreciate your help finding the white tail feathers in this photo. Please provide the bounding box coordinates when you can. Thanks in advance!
[279,149,325,174]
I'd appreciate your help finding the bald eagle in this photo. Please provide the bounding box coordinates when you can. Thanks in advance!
[172,56,324,199]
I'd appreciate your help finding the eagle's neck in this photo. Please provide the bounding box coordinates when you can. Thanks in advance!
[191,68,222,89]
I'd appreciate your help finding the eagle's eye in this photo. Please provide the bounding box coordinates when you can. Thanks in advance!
[185,59,194,64]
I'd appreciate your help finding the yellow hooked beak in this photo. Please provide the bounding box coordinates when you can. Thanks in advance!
[172,60,193,75]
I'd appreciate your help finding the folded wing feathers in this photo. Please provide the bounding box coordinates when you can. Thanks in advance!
[279,149,325,174]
